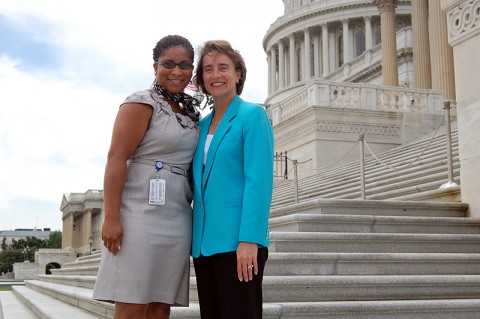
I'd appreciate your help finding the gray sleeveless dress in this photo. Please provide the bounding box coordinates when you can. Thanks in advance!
[93,89,198,306]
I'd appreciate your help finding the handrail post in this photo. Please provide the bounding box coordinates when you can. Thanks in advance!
[359,134,366,199]
[440,101,458,188]
[293,159,299,203]
[284,151,288,179]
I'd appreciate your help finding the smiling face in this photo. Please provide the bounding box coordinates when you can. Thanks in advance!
[153,45,193,94]
[201,51,240,102]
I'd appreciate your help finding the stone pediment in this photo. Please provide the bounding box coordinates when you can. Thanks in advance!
[60,190,103,215]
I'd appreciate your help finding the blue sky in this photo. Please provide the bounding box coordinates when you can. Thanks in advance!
[0,0,284,231]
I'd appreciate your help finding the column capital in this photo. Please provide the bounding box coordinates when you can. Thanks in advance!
[364,15,372,22]
[374,0,399,12]
[321,22,328,29]
[342,18,349,25]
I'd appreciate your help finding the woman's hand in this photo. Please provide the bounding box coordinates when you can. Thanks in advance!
[236,242,258,282]
[101,218,123,255]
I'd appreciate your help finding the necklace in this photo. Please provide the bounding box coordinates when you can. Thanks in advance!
[212,117,222,126]
[212,109,225,126]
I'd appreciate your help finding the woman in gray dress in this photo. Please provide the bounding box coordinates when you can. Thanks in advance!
[92,35,200,319]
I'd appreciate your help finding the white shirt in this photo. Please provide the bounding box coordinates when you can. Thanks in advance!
[203,134,214,165]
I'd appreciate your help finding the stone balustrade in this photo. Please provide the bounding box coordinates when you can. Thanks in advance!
[269,80,444,126]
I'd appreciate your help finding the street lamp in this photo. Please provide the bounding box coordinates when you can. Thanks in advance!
[88,235,94,255]
[23,246,29,263]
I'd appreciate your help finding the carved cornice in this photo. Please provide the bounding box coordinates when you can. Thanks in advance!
[349,62,382,82]
[264,0,411,50]
[347,47,412,82]
[446,0,480,45]
[264,1,386,48]
[275,120,400,148]
[60,190,104,215]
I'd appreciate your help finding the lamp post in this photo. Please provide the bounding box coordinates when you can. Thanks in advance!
[23,246,29,263]
[88,235,93,255]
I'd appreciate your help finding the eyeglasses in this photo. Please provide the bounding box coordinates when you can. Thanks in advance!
[157,60,193,70]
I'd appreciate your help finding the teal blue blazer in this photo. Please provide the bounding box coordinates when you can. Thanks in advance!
[191,95,274,258]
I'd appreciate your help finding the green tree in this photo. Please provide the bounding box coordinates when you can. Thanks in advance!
[0,232,62,273]
[1,237,7,251]
[0,250,23,274]
[11,236,46,250]
[45,231,62,248]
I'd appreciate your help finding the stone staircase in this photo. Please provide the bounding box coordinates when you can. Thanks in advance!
[3,127,480,318]
[2,199,480,318]
[272,129,460,208]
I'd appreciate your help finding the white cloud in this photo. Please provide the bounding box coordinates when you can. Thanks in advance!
[0,56,120,230]
[0,0,284,230]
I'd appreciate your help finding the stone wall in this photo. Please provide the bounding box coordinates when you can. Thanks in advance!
[13,262,38,280]
[442,0,480,217]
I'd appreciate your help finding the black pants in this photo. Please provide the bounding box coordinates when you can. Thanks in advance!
[193,248,268,319]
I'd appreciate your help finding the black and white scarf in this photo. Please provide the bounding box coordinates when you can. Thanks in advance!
[152,80,201,122]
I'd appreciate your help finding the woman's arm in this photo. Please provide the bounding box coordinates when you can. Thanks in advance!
[237,105,274,281]
[102,102,153,255]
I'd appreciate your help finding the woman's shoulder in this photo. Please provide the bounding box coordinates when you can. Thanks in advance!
[121,89,156,106]
[236,98,267,117]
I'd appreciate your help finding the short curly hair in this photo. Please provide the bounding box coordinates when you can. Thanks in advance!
[193,40,247,96]
[153,35,194,63]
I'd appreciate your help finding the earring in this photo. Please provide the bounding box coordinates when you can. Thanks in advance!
[155,72,157,76]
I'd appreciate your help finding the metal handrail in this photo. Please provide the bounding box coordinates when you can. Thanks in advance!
[274,100,457,203]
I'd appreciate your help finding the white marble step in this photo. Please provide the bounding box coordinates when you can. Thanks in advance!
[265,252,480,276]
[0,291,38,319]
[262,299,480,319]
[187,275,480,303]
[18,280,480,319]
[269,213,480,233]
[269,198,469,219]
[12,286,104,318]
[270,231,480,253]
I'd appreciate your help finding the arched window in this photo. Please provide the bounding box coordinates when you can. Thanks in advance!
[356,31,365,57]
[374,24,381,45]
[338,35,343,67]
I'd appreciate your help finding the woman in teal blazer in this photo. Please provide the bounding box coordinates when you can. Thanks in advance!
[191,40,274,319]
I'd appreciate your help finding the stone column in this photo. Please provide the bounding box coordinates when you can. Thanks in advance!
[313,32,320,77]
[289,34,297,84]
[322,23,329,77]
[267,54,271,94]
[429,0,456,101]
[364,16,373,50]
[62,213,74,249]
[270,46,277,93]
[442,0,479,216]
[375,0,399,86]
[411,0,432,89]
[85,210,92,240]
[342,19,350,65]
[278,40,285,88]
[304,28,312,80]
[329,32,336,71]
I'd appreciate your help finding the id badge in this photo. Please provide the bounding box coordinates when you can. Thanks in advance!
[149,179,166,205]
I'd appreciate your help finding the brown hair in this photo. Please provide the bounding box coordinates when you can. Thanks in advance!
[193,40,247,95]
